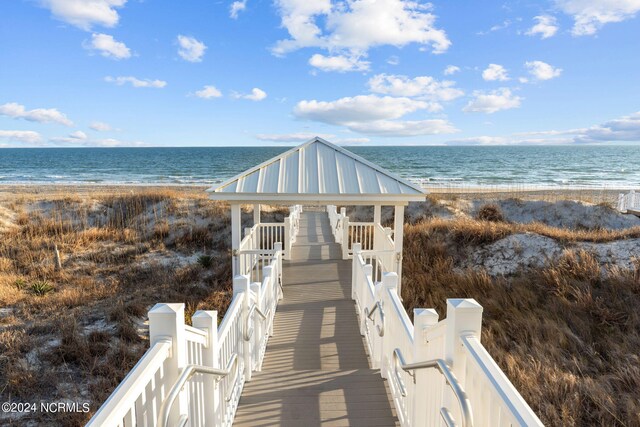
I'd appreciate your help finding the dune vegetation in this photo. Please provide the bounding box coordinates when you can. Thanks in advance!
[1,188,639,426]
[0,188,286,426]
[401,208,640,427]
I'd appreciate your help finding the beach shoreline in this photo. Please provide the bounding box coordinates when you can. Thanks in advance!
[0,184,630,205]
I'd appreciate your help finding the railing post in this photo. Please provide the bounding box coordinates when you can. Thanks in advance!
[284,217,291,260]
[192,310,219,426]
[342,216,350,259]
[379,272,397,378]
[444,299,483,420]
[274,242,283,300]
[351,243,362,300]
[250,281,261,371]
[234,275,253,382]
[148,303,187,426]
[412,308,439,426]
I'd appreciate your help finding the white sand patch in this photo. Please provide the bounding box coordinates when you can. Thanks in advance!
[468,233,563,276]
[579,239,640,270]
[0,205,17,232]
[473,199,640,230]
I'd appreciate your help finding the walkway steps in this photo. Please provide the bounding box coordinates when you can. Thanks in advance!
[234,211,398,426]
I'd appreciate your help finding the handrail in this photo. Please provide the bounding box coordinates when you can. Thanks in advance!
[86,338,173,426]
[392,348,474,427]
[364,301,385,337]
[243,304,270,341]
[157,353,239,427]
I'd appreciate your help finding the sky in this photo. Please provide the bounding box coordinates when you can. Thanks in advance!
[0,0,639,147]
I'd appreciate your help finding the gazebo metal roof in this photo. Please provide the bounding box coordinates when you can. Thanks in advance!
[207,137,427,205]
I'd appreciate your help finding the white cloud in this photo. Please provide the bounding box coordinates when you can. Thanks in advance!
[447,111,640,145]
[309,54,370,72]
[556,0,640,35]
[525,15,559,39]
[482,64,509,81]
[347,119,457,136]
[40,0,126,30]
[387,55,400,65]
[177,35,207,62]
[50,130,88,143]
[293,94,457,137]
[233,88,267,101]
[573,111,640,143]
[90,121,112,131]
[477,19,512,35]
[367,74,463,111]
[525,60,562,80]
[105,76,167,88]
[256,132,335,142]
[445,136,509,145]
[84,33,131,59]
[0,130,43,144]
[333,137,371,144]
[230,0,247,19]
[0,102,73,126]
[463,88,522,114]
[443,65,460,75]
[272,0,450,57]
[194,85,223,99]
[294,95,427,124]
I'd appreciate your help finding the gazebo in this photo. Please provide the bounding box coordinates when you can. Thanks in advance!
[207,137,427,285]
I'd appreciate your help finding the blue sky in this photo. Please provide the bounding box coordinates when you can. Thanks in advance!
[1,0,639,147]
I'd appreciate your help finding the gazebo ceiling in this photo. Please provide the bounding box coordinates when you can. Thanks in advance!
[207,137,427,205]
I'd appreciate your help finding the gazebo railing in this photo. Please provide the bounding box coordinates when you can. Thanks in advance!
[326,205,399,274]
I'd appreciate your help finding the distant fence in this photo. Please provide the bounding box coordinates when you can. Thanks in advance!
[617,190,640,213]
[417,181,635,206]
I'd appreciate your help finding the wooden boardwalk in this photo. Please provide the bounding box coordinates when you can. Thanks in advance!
[234,211,399,426]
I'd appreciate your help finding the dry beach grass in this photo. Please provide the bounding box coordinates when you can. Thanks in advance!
[0,186,286,426]
[0,186,639,426]
[401,212,640,427]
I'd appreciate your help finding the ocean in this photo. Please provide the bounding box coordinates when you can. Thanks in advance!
[0,145,638,189]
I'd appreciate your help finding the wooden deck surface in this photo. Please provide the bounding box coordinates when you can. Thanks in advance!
[234,211,398,426]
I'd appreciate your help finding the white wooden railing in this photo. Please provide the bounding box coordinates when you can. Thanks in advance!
[326,205,398,270]
[617,190,640,213]
[237,205,301,283]
[88,245,284,427]
[352,244,544,427]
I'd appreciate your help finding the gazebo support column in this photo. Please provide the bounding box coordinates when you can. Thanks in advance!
[373,205,382,250]
[231,204,241,277]
[394,205,405,295]
[253,204,261,225]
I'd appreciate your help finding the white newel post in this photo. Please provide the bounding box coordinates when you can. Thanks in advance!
[351,243,362,300]
[148,303,187,425]
[284,217,291,260]
[231,204,241,277]
[234,275,253,382]
[412,308,439,426]
[379,272,397,378]
[393,205,405,295]
[192,310,219,426]
[444,299,483,421]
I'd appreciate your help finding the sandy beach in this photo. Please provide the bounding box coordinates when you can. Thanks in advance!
[1,185,639,426]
